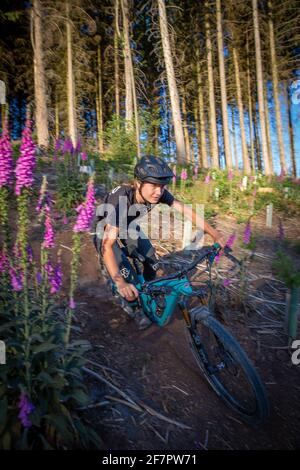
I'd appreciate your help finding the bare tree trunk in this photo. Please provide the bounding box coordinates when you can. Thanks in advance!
[114,0,120,119]
[253,104,262,171]
[121,0,133,124]
[232,47,251,173]
[205,1,219,168]
[194,99,201,166]
[121,0,140,159]
[285,82,297,177]
[32,0,49,148]
[55,91,59,139]
[196,58,208,168]
[66,0,77,147]
[252,0,272,175]
[216,0,232,168]
[268,0,286,173]
[96,44,104,154]
[264,89,273,172]
[181,89,191,163]
[246,41,255,171]
[231,105,238,169]
[157,0,186,164]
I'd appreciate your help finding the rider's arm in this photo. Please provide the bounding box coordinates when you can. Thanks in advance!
[170,199,225,247]
[101,224,139,300]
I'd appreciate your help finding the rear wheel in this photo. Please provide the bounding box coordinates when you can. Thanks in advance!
[186,307,269,426]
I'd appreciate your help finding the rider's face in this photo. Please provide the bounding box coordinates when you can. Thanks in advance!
[138,182,166,204]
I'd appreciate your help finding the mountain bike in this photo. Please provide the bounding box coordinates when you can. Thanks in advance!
[107,243,269,426]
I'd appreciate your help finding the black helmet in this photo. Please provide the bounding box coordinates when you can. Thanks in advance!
[134,156,174,185]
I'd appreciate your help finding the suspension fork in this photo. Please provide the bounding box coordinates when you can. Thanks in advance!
[178,298,192,327]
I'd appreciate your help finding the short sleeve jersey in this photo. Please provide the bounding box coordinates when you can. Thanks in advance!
[95,184,175,230]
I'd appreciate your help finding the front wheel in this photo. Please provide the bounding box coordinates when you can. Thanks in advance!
[186,307,269,426]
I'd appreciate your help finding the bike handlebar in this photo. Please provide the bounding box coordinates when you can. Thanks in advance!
[141,243,241,291]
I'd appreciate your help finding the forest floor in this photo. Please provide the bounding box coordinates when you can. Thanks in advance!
[39,190,300,451]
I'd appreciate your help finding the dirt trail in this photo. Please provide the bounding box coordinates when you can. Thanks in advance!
[64,220,300,450]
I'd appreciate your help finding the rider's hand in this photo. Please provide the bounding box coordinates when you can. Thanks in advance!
[116,280,139,301]
[213,232,226,249]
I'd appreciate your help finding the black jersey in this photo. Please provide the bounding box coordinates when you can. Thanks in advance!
[94,184,175,232]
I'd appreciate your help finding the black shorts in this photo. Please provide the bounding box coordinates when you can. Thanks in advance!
[93,227,159,283]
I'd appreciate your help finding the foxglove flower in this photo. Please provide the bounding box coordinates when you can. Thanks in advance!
[69,297,76,309]
[10,267,23,291]
[42,214,55,249]
[62,138,73,154]
[63,214,68,225]
[18,393,35,428]
[181,168,187,181]
[226,233,236,249]
[73,177,95,233]
[228,169,233,181]
[36,270,42,285]
[204,174,210,184]
[81,151,87,161]
[0,126,13,187]
[243,221,252,245]
[15,121,36,195]
[223,279,231,287]
[76,139,81,153]
[54,139,62,152]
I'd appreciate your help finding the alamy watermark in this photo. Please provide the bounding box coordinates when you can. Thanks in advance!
[0,340,6,365]
[291,340,300,365]
[291,80,300,105]
[94,198,205,250]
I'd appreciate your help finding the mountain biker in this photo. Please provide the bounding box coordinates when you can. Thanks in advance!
[93,155,225,329]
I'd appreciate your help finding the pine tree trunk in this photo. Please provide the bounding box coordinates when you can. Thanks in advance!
[205,1,219,168]
[121,0,133,125]
[196,59,208,168]
[253,104,262,171]
[181,89,191,163]
[246,43,255,171]
[194,99,202,166]
[252,0,271,175]
[232,47,251,173]
[264,89,273,172]
[285,82,297,177]
[55,92,59,139]
[97,45,104,154]
[231,105,238,169]
[114,0,120,119]
[268,0,286,173]
[66,0,77,147]
[32,0,49,148]
[157,0,186,164]
[216,0,232,168]
[121,0,140,159]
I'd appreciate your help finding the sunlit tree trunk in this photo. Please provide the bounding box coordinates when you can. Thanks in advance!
[96,44,104,154]
[232,47,251,173]
[157,0,186,164]
[216,0,232,168]
[55,91,59,139]
[31,0,49,148]
[114,0,120,119]
[66,0,77,147]
[121,0,140,159]
[268,0,286,173]
[252,0,272,175]
[205,1,219,168]
[181,88,191,163]
[246,41,255,171]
